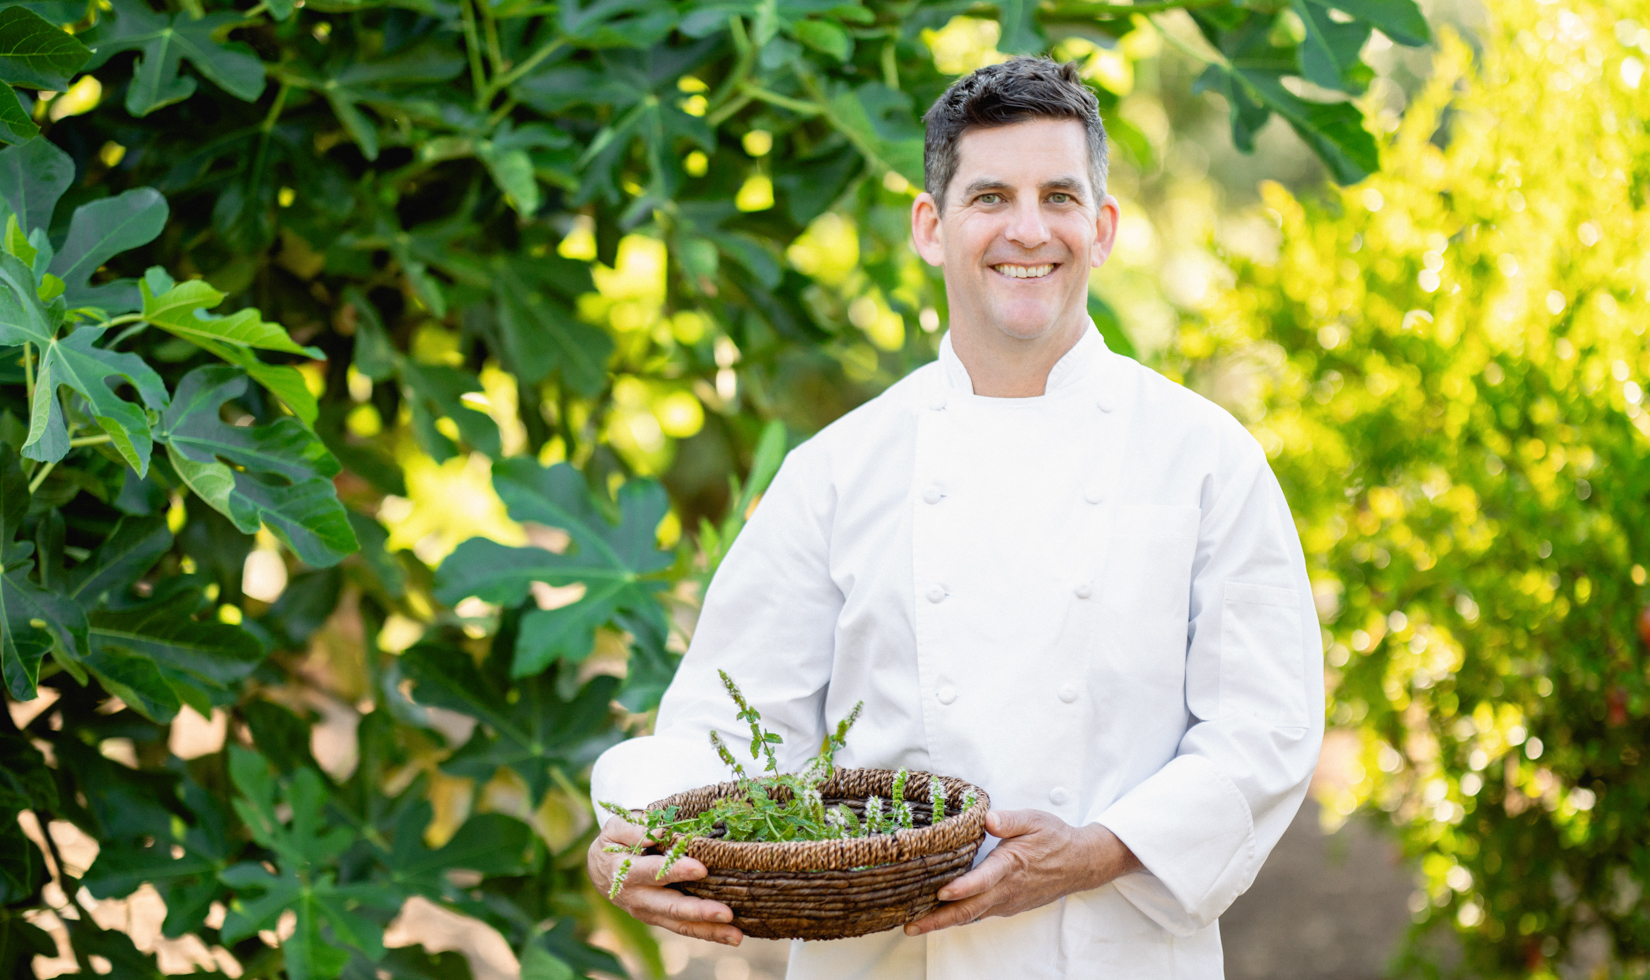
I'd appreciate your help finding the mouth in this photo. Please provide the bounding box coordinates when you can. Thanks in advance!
[991,263,1058,280]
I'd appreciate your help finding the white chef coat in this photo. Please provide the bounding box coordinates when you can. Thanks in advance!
[591,325,1324,979]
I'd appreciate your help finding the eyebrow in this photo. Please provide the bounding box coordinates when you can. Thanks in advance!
[960,176,1088,199]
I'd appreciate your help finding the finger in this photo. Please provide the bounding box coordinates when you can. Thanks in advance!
[648,855,709,885]
[623,899,741,946]
[622,883,735,925]
[984,808,1046,839]
[905,892,999,936]
[601,815,646,846]
[936,850,1011,902]
[617,853,675,886]
[674,920,744,946]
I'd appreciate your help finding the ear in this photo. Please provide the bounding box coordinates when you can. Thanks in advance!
[1090,194,1121,269]
[911,192,945,267]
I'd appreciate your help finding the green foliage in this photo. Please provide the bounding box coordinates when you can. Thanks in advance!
[0,0,1428,973]
[1184,1,1650,973]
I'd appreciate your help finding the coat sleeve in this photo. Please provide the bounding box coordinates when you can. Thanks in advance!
[1096,438,1324,935]
[589,444,844,817]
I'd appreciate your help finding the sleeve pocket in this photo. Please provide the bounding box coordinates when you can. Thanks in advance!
[1219,582,1308,728]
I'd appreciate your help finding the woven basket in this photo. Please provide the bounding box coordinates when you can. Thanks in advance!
[647,768,990,941]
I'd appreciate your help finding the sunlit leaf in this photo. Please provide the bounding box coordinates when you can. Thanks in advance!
[0,254,168,472]
[140,270,323,357]
[158,366,357,567]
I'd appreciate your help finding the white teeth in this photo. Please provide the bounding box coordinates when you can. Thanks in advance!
[994,264,1054,279]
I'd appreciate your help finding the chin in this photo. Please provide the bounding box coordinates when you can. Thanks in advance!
[988,300,1066,340]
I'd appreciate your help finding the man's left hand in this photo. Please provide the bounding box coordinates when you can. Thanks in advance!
[904,809,1143,936]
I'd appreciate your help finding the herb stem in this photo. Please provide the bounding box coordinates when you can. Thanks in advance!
[481,1,507,80]
[486,97,518,130]
[741,85,823,117]
[22,340,33,406]
[109,321,149,348]
[460,0,490,110]
[490,38,566,93]
[69,434,111,448]
[248,83,289,215]
[261,81,291,133]
[708,17,756,114]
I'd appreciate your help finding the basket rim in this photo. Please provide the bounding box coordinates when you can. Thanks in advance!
[646,767,990,874]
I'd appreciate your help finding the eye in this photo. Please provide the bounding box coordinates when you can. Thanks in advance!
[977,193,1002,204]
[1048,192,1072,204]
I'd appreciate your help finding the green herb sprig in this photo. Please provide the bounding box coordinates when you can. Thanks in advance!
[602,672,954,898]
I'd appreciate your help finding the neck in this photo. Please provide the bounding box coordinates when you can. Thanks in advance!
[949,313,1088,397]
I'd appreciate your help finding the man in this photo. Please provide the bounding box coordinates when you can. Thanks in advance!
[586,58,1323,979]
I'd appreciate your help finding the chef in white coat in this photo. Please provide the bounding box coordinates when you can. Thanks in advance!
[586,57,1324,979]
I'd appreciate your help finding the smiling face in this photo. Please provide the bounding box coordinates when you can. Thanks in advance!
[912,117,1119,348]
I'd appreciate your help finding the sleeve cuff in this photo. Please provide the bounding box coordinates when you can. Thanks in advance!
[588,734,730,822]
[1095,753,1256,936]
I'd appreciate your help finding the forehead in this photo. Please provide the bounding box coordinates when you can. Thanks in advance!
[950,117,1092,190]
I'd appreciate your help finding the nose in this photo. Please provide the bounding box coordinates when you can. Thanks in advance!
[1004,196,1050,249]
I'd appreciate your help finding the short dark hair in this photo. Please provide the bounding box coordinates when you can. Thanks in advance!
[921,57,1109,212]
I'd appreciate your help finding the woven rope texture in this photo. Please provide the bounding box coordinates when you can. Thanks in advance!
[647,768,989,941]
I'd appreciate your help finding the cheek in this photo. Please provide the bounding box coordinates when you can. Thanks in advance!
[950,216,1002,261]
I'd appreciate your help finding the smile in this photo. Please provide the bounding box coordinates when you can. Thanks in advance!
[991,264,1057,279]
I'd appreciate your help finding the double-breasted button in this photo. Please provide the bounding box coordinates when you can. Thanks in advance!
[928,391,947,411]
[1083,484,1104,505]
[1073,582,1093,600]
[925,585,946,604]
[1058,684,1079,703]
[1096,394,1115,413]
[922,485,943,505]
[937,686,958,705]
[1049,786,1070,805]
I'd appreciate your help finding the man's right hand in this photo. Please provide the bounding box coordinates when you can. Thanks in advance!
[587,815,743,946]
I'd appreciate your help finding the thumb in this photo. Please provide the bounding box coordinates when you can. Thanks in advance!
[984,808,1044,839]
[602,814,646,846]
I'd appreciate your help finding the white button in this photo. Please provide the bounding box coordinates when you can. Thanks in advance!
[926,585,946,604]
[1049,786,1070,805]
[1083,485,1104,504]
[928,391,947,411]
[1058,684,1078,703]
[922,485,943,505]
[1096,395,1114,413]
[1073,582,1092,599]
[937,686,958,705]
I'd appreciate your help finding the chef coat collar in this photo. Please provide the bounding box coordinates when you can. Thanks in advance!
[937,320,1111,400]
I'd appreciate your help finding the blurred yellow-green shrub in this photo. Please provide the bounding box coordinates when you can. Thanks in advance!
[1196,1,1650,973]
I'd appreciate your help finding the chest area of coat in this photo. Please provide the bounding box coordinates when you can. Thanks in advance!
[911,403,1113,585]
